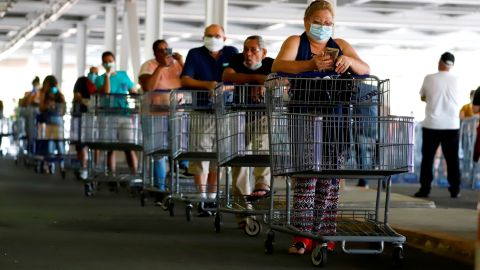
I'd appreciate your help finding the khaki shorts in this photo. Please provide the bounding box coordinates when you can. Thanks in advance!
[98,115,135,143]
[187,112,216,174]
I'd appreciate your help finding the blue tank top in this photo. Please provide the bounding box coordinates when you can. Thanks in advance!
[295,32,343,61]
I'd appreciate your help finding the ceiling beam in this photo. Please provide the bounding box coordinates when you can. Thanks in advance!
[0,0,79,61]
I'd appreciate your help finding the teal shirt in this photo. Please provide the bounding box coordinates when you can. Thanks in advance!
[95,71,134,111]
[95,71,134,94]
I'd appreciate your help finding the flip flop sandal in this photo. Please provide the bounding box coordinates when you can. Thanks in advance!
[246,188,273,202]
[288,242,306,255]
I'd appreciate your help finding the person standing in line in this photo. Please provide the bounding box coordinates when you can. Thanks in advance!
[95,51,138,177]
[272,0,370,255]
[139,39,183,200]
[181,24,238,216]
[415,52,462,198]
[222,35,275,228]
[72,76,96,179]
[459,90,477,120]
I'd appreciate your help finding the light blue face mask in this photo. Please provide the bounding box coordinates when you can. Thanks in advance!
[309,23,333,41]
[243,61,262,71]
[51,86,59,94]
[87,72,97,83]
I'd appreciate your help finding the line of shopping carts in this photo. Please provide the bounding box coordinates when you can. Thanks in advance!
[8,73,414,267]
[12,103,72,179]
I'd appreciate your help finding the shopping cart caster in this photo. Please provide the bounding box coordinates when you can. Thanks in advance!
[139,190,146,207]
[264,230,275,254]
[84,183,93,197]
[244,218,261,237]
[186,204,193,221]
[214,213,221,233]
[311,244,328,267]
[168,201,175,217]
[392,246,404,267]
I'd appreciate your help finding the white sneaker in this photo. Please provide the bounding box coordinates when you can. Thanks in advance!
[79,169,88,180]
[207,192,217,200]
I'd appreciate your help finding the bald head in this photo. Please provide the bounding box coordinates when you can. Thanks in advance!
[204,24,225,36]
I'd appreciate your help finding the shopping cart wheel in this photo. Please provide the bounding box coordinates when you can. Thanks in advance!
[392,246,403,266]
[84,183,93,197]
[214,213,221,233]
[186,204,193,221]
[244,218,261,237]
[264,230,275,254]
[168,201,175,217]
[311,244,327,267]
[140,190,146,207]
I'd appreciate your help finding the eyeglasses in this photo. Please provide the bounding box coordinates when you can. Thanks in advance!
[243,47,261,53]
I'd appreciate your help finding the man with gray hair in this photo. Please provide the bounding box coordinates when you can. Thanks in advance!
[415,52,462,198]
[222,35,275,228]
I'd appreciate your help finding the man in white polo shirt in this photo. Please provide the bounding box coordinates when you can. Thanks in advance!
[415,52,462,198]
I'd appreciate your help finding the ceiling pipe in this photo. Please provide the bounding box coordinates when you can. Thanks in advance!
[0,0,79,61]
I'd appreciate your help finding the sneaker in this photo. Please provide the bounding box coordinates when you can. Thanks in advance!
[207,192,217,200]
[79,169,88,180]
[450,192,461,198]
[413,191,429,198]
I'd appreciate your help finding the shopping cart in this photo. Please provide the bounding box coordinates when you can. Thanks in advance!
[81,93,143,196]
[12,109,28,165]
[214,83,281,236]
[0,117,13,156]
[264,73,414,266]
[169,88,218,221]
[33,103,69,179]
[459,115,480,189]
[140,90,175,207]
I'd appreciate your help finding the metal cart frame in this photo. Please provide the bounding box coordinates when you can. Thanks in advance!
[264,73,414,267]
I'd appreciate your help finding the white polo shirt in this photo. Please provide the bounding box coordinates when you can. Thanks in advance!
[419,71,461,130]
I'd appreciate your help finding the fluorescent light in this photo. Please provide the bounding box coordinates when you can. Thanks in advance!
[266,23,286,30]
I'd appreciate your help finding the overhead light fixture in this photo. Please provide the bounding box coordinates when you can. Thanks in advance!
[266,23,286,30]
[0,0,79,61]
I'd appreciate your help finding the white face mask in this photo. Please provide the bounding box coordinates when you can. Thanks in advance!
[204,37,224,52]
[243,61,262,71]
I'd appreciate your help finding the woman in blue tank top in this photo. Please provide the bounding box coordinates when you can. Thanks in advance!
[272,0,370,255]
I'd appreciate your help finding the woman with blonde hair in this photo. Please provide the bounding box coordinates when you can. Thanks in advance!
[272,0,370,255]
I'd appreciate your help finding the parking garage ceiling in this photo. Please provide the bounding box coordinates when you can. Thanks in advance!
[0,0,480,63]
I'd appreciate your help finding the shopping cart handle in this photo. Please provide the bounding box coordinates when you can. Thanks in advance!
[274,71,371,79]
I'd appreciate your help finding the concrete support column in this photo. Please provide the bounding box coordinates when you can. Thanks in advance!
[51,40,64,88]
[144,0,164,60]
[205,0,227,30]
[119,14,130,71]
[104,4,117,54]
[125,0,141,81]
[76,22,87,77]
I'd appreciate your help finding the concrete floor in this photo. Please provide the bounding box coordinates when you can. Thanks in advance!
[0,158,473,270]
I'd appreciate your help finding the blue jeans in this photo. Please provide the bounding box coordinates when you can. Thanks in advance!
[154,157,167,191]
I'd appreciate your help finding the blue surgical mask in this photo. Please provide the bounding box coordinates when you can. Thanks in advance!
[51,86,59,94]
[309,24,333,41]
[87,72,97,83]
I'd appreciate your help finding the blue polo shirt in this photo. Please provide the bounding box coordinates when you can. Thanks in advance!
[181,45,238,107]
[181,45,238,83]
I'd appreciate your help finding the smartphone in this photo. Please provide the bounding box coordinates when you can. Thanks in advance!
[166,48,173,56]
[324,47,339,61]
